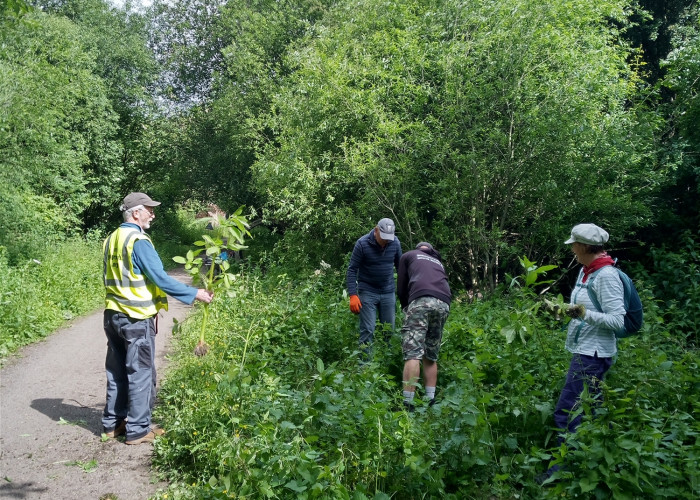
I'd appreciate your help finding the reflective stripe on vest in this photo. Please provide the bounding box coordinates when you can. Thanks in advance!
[103,227,168,319]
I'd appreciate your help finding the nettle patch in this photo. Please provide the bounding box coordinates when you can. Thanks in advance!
[152,262,699,499]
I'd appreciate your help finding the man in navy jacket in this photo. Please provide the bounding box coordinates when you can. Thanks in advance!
[346,218,402,355]
[397,242,451,410]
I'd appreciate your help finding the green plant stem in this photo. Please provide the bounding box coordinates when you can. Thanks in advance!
[375,415,382,494]
[239,321,258,371]
[199,304,209,344]
[530,307,550,360]
[482,402,499,464]
[207,256,216,286]
[199,257,216,345]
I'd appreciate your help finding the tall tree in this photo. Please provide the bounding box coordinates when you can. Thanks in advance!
[0,9,121,261]
[148,0,229,105]
[656,3,700,236]
[252,0,658,289]
[625,0,695,85]
[141,0,333,214]
[35,0,160,228]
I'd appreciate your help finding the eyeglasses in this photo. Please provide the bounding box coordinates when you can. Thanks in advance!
[140,206,155,215]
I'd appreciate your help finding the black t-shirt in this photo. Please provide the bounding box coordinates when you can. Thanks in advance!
[397,248,451,309]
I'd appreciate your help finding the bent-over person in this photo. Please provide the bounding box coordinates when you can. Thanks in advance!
[397,242,451,411]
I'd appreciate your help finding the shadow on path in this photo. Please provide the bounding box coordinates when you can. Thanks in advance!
[0,267,192,500]
[0,481,49,499]
[30,398,103,437]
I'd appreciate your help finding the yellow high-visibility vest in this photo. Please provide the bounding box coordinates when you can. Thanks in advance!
[103,227,168,319]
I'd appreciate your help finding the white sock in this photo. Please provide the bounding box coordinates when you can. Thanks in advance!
[425,386,436,400]
[403,390,415,403]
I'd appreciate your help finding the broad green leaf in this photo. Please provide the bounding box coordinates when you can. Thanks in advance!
[284,480,307,493]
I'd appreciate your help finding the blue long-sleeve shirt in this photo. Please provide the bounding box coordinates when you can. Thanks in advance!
[346,230,402,295]
[122,223,198,305]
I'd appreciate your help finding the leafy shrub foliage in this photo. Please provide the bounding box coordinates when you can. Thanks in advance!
[0,10,123,264]
[152,265,699,499]
[641,232,700,347]
[251,0,657,291]
[0,238,103,359]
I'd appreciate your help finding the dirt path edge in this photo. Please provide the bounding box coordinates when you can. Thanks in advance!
[0,268,193,500]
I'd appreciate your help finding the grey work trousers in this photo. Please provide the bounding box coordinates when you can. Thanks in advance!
[102,310,156,441]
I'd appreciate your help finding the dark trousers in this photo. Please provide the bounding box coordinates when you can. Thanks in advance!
[358,290,396,347]
[102,310,156,441]
[553,352,613,438]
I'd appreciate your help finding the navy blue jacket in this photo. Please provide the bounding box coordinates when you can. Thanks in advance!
[346,230,402,295]
[397,247,451,309]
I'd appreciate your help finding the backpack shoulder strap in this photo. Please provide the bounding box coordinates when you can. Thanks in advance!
[585,265,619,312]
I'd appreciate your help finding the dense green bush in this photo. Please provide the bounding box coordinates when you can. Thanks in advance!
[0,238,103,359]
[0,9,123,264]
[250,0,657,291]
[640,232,700,347]
[151,264,699,499]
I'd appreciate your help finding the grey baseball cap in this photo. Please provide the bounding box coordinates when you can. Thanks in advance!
[377,218,396,241]
[121,192,161,211]
[564,223,609,245]
[416,241,433,250]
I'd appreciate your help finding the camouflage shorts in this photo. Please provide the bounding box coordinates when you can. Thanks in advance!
[401,296,450,361]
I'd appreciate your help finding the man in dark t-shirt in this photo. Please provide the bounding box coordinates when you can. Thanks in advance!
[397,242,451,410]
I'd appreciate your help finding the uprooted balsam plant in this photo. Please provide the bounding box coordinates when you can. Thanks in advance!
[173,207,251,356]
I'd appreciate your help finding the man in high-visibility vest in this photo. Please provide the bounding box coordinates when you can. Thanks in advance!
[102,192,213,445]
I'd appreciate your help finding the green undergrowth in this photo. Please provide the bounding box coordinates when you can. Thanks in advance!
[151,265,699,499]
[0,230,185,361]
[0,238,103,360]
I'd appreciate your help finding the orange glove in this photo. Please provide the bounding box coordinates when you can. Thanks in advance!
[349,294,362,314]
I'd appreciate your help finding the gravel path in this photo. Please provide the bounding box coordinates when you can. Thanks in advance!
[0,269,192,500]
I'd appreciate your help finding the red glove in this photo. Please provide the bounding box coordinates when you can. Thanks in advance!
[349,295,362,314]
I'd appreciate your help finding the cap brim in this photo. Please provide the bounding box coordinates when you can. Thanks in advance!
[144,201,161,207]
[379,231,394,241]
[564,237,576,244]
